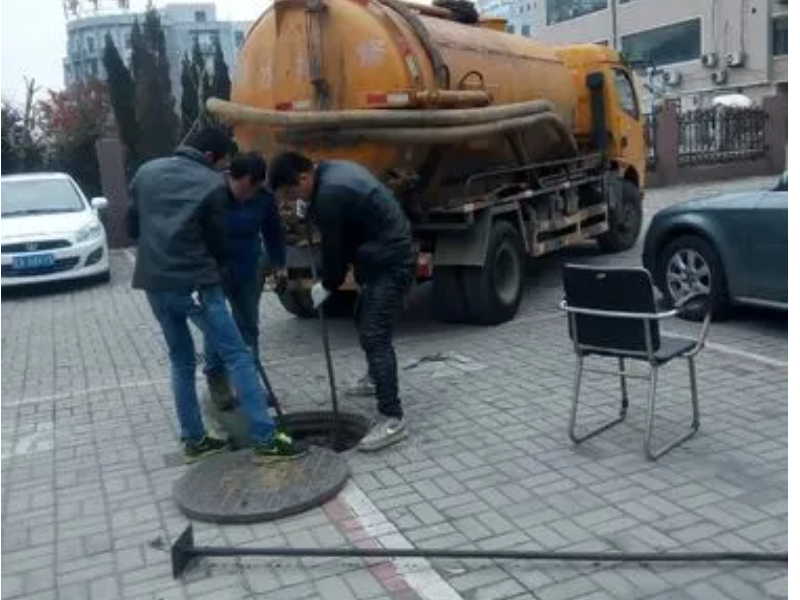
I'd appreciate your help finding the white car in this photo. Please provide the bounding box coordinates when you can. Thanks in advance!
[1,172,110,287]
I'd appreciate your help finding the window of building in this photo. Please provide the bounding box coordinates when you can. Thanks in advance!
[546,0,607,25]
[195,10,206,23]
[522,24,531,37]
[613,68,639,119]
[506,23,515,34]
[86,36,95,53]
[621,18,701,67]
[772,15,788,56]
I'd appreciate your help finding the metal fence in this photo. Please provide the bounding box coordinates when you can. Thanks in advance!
[678,107,768,165]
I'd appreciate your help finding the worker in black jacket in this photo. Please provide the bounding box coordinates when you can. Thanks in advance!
[269,152,414,452]
[127,127,304,464]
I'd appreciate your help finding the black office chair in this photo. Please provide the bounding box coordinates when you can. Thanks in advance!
[559,264,712,460]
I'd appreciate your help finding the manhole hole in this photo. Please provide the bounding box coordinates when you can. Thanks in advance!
[201,390,369,453]
[279,411,370,452]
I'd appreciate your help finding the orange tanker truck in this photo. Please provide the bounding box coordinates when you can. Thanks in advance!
[208,0,647,325]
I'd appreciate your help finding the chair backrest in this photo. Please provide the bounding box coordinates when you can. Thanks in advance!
[562,264,660,355]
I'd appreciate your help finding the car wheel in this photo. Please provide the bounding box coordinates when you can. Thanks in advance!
[656,235,728,321]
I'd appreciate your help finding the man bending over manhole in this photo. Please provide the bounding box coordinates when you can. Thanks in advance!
[127,126,304,464]
[269,152,414,452]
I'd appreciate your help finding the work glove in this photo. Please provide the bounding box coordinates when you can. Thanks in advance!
[311,282,331,309]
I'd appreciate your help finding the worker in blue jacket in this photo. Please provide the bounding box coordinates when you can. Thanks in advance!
[204,152,288,408]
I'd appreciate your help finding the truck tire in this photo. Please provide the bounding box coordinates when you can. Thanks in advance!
[463,220,525,325]
[277,288,358,319]
[432,266,473,323]
[597,178,642,252]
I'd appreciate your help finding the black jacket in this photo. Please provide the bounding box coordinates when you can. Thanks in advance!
[310,160,413,290]
[127,146,228,291]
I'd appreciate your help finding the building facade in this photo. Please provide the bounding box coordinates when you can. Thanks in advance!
[63,3,250,105]
[475,0,544,36]
[530,0,787,109]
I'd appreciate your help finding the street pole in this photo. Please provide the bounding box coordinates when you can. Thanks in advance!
[610,0,619,50]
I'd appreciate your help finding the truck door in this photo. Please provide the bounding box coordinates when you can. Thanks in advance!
[609,68,645,182]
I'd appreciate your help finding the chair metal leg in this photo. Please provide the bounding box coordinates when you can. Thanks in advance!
[618,357,629,417]
[569,355,628,444]
[643,359,701,461]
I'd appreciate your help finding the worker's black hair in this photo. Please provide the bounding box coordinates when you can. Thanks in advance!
[268,151,314,190]
[185,126,234,162]
[229,152,267,183]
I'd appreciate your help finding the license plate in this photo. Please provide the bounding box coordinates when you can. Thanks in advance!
[13,253,55,270]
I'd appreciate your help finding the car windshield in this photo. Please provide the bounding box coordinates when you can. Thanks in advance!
[1,179,86,217]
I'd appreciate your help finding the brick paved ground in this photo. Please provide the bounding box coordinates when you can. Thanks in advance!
[1,175,787,599]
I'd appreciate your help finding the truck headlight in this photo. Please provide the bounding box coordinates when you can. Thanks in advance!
[76,222,103,243]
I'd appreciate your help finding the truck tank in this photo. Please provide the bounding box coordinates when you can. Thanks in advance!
[223,0,584,182]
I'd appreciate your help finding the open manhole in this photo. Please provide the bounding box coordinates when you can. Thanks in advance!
[201,392,370,453]
[278,411,370,452]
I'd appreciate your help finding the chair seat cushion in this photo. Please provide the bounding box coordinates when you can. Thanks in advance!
[582,335,696,363]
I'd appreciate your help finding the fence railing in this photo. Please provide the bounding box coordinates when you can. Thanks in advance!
[677,107,768,165]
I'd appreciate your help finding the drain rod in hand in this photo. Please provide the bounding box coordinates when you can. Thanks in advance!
[305,222,342,450]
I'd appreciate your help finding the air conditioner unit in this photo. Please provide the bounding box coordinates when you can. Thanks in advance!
[726,51,746,67]
[661,69,682,86]
[711,70,729,85]
[701,52,718,68]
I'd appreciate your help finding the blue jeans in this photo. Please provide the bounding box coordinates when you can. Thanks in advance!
[205,273,262,373]
[146,285,275,444]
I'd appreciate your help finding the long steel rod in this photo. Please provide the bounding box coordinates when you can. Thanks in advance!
[305,223,341,449]
[183,544,787,563]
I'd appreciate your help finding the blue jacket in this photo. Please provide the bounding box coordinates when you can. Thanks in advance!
[225,188,286,284]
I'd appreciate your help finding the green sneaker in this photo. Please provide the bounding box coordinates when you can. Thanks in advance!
[183,436,227,464]
[252,430,308,463]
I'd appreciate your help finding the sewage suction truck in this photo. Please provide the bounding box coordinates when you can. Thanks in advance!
[208,0,647,324]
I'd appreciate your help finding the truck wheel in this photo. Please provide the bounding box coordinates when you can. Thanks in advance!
[432,267,472,323]
[597,179,642,252]
[277,289,357,319]
[463,220,525,325]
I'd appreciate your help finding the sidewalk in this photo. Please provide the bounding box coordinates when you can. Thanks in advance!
[1,176,787,600]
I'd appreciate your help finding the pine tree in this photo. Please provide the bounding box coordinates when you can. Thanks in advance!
[180,53,198,138]
[134,7,177,161]
[211,38,231,101]
[102,33,139,166]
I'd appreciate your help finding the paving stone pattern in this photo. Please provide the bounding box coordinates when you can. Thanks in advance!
[1,176,787,599]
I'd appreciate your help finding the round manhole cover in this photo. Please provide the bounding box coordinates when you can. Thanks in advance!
[173,447,350,523]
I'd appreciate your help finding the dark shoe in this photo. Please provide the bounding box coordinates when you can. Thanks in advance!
[184,436,227,464]
[252,431,308,463]
[206,372,236,411]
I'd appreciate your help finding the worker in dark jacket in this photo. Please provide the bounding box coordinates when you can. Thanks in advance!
[127,127,303,463]
[204,152,288,406]
[269,152,414,452]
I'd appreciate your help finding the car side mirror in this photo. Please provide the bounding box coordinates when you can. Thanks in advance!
[91,196,109,211]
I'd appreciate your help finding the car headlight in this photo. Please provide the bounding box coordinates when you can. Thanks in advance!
[76,222,103,243]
